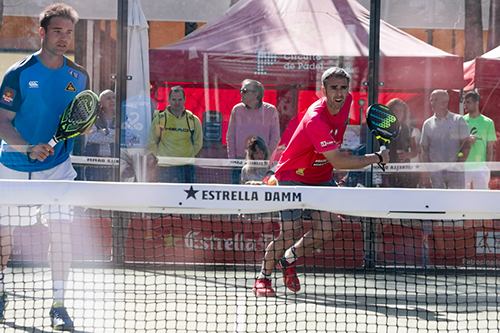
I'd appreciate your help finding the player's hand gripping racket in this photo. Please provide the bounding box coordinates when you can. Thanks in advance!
[366,103,400,171]
[48,90,99,147]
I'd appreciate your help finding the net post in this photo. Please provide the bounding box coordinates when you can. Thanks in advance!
[363,0,381,269]
[365,0,381,186]
[111,210,128,265]
[363,217,377,269]
[114,0,128,182]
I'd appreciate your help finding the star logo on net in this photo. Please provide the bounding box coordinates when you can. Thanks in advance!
[184,186,199,200]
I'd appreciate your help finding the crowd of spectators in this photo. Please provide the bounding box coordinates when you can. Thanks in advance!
[82,83,497,190]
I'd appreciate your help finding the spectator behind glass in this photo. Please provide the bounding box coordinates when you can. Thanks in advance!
[385,98,420,188]
[241,135,271,184]
[463,91,498,189]
[147,85,203,183]
[226,79,280,183]
[420,89,471,189]
[227,79,280,159]
[83,89,116,181]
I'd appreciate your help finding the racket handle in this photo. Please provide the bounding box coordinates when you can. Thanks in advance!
[378,145,386,172]
[48,137,58,147]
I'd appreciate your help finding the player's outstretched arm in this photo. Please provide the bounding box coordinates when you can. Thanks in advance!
[323,148,389,171]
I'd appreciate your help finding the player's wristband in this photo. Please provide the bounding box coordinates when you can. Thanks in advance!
[22,143,34,155]
[374,152,383,164]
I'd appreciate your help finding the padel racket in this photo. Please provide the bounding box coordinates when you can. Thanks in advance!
[366,103,400,171]
[48,90,99,147]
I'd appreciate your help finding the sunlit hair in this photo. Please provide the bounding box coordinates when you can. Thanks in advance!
[464,90,480,103]
[97,90,115,118]
[431,89,449,102]
[39,3,79,30]
[386,98,410,125]
[99,89,114,100]
[321,67,351,89]
[246,135,270,161]
[242,79,264,103]
[169,86,186,99]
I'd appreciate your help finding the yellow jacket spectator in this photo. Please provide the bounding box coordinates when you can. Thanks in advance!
[148,106,202,158]
[147,86,202,183]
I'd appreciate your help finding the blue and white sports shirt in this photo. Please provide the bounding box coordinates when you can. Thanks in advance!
[0,53,89,172]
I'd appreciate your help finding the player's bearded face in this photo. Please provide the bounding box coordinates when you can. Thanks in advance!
[41,17,74,56]
[464,98,478,113]
[323,77,349,114]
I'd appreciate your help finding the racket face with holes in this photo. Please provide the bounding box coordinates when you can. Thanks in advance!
[52,90,99,144]
[366,103,400,146]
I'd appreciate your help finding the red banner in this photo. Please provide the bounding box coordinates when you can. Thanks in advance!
[124,215,363,267]
[377,219,500,267]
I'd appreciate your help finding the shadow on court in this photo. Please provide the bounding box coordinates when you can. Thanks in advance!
[281,292,448,322]
[2,321,90,333]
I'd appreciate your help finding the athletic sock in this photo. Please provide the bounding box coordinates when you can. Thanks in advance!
[53,280,64,305]
[256,270,271,280]
[284,247,297,264]
[0,272,4,293]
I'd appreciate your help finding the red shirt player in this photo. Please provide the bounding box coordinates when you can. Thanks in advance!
[253,67,390,297]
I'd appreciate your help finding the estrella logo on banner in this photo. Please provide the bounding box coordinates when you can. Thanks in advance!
[124,215,276,264]
[124,215,363,267]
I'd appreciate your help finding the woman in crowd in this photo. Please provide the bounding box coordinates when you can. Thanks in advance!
[385,98,420,188]
[240,135,271,184]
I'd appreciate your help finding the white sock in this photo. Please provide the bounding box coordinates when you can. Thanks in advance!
[53,280,64,304]
[256,270,271,280]
[284,247,297,264]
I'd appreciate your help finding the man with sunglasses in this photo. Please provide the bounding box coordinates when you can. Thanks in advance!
[227,79,280,161]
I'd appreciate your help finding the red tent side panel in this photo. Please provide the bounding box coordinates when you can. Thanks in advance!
[464,57,500,90]
[379,57,464,90]
[150,51,464,90]
[150,52,365,86]
[468,58,500,90]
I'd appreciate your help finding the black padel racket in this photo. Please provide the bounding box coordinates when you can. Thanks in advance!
[366,103,400,171]
[48,90,99,147]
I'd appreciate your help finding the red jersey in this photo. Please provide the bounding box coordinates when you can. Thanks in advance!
[275,95,352,183]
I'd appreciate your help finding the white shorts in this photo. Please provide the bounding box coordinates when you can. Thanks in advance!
[0,158,77,226]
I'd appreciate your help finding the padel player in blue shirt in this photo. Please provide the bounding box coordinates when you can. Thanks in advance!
[0,4,89,330]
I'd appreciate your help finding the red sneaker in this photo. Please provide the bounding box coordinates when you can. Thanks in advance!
[276,258,300,292]
[252,278,276,297]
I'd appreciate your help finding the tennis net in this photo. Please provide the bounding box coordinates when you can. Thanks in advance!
[1,180,500,332]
